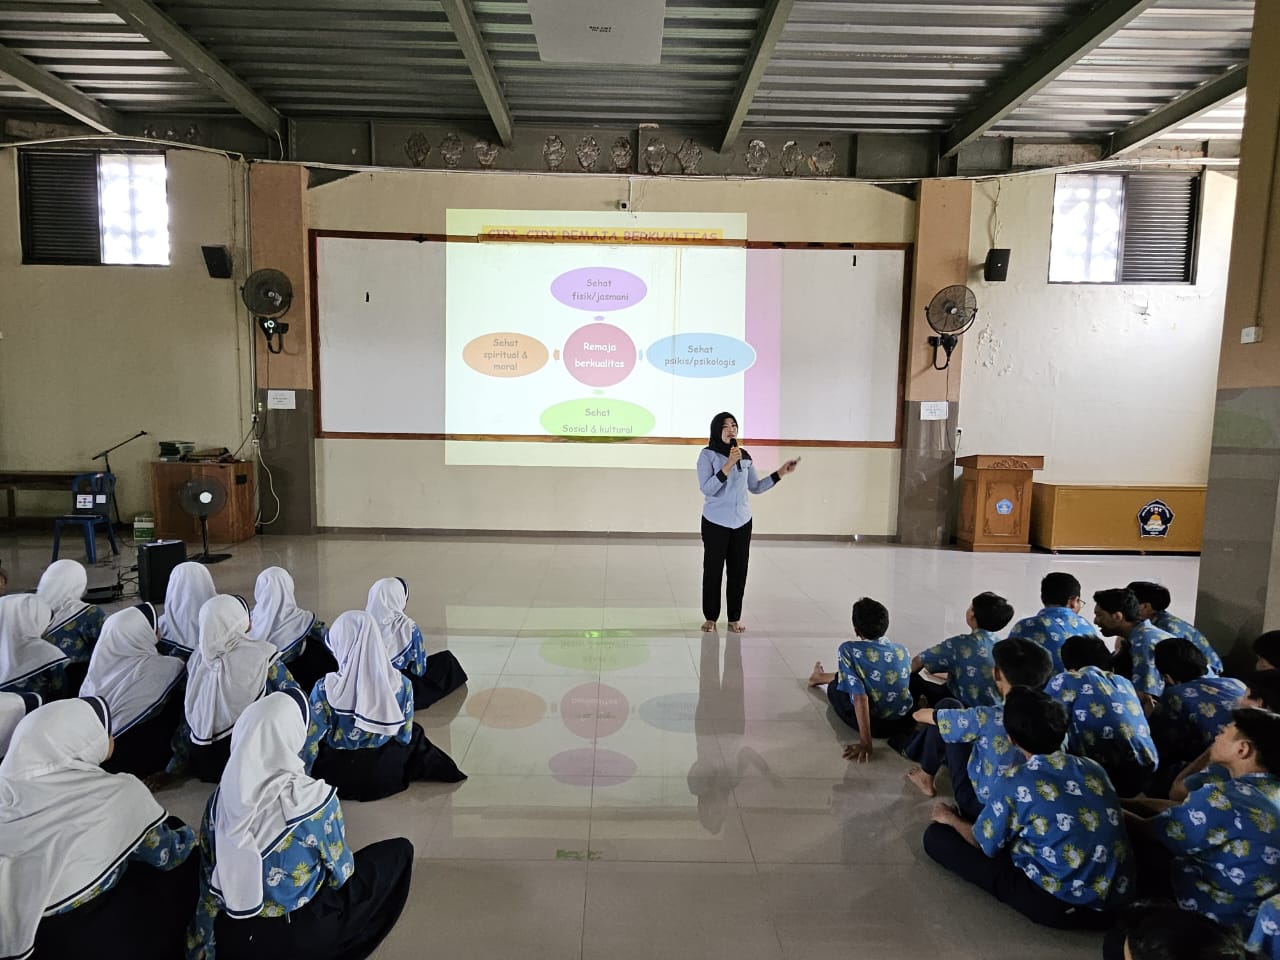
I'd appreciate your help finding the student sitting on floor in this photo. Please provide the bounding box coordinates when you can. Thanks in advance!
[0,594,67,700]
[365,578,468,710]
[904,637,1055,819]
[1253,894,1280,960]
[0,690,40,758]
[1149,638,1248,774]
[187,690,415,960]
[157,562,217,660]
[908,591,1012,709]
[175,595,306,783]
[1007,572,1098,674]
[36,559,105,687]
[309,610,465,801]
[1106,901,1253,960]
[1128,580,1224,677]
[1094,588,1175,701]
[247,566,337,692]
[1125,708,1280,938]
[806,597,914,762]
[923,687,1133,929]
[1256,631,1280,672]
[1045,634,1157,798]
[0,697,199,960]
[78,603,186,778]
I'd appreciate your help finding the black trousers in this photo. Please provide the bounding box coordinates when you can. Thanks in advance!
[908,671,951,708]
[405,650,469,710]
[825,681,916,739]
[33,841,200,959]
[214,838,414,960]
[286,638,340,694]
[102,690,185,779]
[313,722,466,802]
[923,822,1116,930]
[701,516,751,622]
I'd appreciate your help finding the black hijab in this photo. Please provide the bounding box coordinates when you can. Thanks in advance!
[705,412,750,460]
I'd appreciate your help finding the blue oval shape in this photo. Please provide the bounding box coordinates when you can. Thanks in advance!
[550,267,647,312]
[646,332,757,378]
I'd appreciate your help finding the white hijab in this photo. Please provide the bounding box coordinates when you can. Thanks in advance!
[0,594,64,690]
[210,690,335,919]
[247,567,316,658]
[184,595,279,745]
[36,559,89,632]
[80,604,185,734]
[323,610,405,736]
[159,562,217,654]
[0,692,40,757]
[365,577,416,662]
[0,697,166,960]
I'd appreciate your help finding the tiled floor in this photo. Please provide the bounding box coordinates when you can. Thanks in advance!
[1,532,1200,959]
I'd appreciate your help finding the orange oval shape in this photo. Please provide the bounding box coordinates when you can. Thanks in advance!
[463,332,550,378]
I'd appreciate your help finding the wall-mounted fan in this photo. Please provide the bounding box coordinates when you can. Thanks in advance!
[925,285,977,370]
[180,477,231,564]
[242,269,293,354]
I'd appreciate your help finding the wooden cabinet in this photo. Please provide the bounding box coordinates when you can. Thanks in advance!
[149,461,256,544]
[1031,484,1205,553]
[955,455,1044,553]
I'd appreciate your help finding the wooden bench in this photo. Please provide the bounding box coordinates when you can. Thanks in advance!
[0,470,83,527]
[1031,483,1206,553]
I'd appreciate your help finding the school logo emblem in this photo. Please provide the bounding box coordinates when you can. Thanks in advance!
[995,498,1014,516]
[1137,499,1174,538]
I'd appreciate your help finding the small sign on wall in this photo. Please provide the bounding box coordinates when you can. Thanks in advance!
[920,401,950,421]
[1138,499,1174,537]
[266,389,297,410]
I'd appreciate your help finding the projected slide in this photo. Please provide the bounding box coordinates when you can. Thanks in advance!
[444,211,750,440]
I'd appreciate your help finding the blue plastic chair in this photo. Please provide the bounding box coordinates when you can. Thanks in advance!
[51,472,119,563]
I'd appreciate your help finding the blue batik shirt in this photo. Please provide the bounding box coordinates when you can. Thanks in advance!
[977,751,1134,909]
[1152,611,1223,676]
[937,704,1022,804]
[1008,607,1098,674]
[1250,895,1280,960]
[835,637,912,720]
[1046,666,1157,770]
[306,674,413,760]
[44,605,105,665]
[1127,620,1177,697]
[1153,677,1249,758]
[917,629,1001,707]
[392,625,428,676]
[1152,765,1280,936]
[187,791,352,960]
[50,820,194,915]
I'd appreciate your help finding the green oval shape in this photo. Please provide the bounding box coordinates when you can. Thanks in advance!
[540,398,656,440]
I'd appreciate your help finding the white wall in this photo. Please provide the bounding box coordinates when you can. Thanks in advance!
[958,171,1235,485]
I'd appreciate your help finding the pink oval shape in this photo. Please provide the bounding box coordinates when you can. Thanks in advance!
[561,683,629,739]
[551,267,647,312]
[562,323,637,388]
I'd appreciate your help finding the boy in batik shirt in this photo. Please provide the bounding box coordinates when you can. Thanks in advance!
[909,591,1012,708]
[1008,572,1097,674]
[1128,580,1223,676]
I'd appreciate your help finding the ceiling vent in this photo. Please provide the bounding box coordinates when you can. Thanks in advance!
[528,0,666,65]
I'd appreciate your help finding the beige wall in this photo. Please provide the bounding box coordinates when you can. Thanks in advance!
[308,169,916,535]
[0,148,252,519]
[957,170,1236,485]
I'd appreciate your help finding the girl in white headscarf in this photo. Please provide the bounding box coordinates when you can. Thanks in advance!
[0,593,67,700]
[310,610,464,801]
[0,696,199,960]
[178,594,304,783]
[36,559,105,671]
[0,691,40,758]
[247,566,336,691]
[366,577,468,710]
[79,603,185,778]
[188,690,414,960]
[157,561,216,660]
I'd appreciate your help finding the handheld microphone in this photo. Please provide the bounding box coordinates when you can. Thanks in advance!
[730,437,741,471]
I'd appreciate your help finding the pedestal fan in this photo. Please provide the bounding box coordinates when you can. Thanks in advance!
[181,477,231,564]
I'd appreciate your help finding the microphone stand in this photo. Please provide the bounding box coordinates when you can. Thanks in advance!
[91,430,147,526]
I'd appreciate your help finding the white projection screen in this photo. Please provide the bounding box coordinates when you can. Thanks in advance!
[315,212,906,468]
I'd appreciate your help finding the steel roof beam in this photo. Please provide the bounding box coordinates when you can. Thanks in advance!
[719,0,795,153]
[95,0,282,137]
[1107,63,1247,156]
[0,42,121,131]
[438,0,513,147]
[940,0,1158,158]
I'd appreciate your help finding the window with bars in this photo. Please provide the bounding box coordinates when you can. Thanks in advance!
[1048,173,1199,284]
[18,150,170,266]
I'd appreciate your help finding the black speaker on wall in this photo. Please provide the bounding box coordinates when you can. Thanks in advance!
[201,244,233,279]
[983,248,1011,282]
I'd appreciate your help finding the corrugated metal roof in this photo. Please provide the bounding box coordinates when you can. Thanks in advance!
[1162,89,1246,139]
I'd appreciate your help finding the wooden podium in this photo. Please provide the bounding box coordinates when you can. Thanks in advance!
[955,455,1044,552]
[150,461,256,544]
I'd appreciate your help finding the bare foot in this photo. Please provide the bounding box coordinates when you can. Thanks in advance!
[144,771,178,792]
[728,621,747,634]
[906,766,936,798]
[807,661,827,686]
[701,620,717,632]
